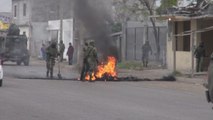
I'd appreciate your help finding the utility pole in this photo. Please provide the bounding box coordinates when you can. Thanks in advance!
[59,0,63,42]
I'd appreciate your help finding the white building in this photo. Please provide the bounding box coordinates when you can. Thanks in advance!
[12,0,73,57]
[47,19,74,60]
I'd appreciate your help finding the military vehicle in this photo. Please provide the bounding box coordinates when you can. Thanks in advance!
[205,52,213,105]
[0,24,30,66]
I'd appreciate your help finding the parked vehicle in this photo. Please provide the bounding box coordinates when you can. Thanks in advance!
[0,24,30,66]
[205,53,213,104]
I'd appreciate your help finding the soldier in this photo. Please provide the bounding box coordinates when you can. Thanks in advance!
[46,42,58,78]
[80,41,89,81]
[142,41,152,67]
[194,42,206,72]
[59,40,65,62]
[86,40,98,82]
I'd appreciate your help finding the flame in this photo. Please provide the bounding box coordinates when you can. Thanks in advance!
[85,56,117,81]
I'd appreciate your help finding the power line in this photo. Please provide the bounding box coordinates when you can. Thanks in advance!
[173,25,213,37]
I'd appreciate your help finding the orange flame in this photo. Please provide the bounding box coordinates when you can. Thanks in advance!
[85,56,117,81]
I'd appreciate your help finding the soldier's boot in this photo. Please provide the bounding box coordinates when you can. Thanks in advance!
[46,71,49,78]
[89,74,92,82]
[50,72,53,79]
[50,70,53,79]
[89,74,95,82]
[146,61,148,67]
[143,61,146,68]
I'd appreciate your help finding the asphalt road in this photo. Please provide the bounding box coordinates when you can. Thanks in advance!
[0,62,212,120]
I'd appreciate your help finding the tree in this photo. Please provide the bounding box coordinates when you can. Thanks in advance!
[156,0,177,14]
[113,0,163,60]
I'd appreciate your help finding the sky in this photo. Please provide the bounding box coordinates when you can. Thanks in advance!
[0,0,12,12]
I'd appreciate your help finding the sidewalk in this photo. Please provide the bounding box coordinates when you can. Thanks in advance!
[118,68,205,85]
[25,58,206,85]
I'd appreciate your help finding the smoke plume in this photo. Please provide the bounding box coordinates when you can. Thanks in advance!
[74,0,118,60]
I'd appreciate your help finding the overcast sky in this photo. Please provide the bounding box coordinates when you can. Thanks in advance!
[0,0,11,12]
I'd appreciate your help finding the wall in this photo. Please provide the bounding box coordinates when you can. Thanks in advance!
[167,20,198,72]
[12,0,31,26]
[125,21,167,65]
[31,22,48,57]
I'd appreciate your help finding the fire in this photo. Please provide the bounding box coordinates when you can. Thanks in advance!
[85,56,117,81]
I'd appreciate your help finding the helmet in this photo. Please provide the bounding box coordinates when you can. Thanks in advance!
[89,40,95,46]
[51,42,57,48]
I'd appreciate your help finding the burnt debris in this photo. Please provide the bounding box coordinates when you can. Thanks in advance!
[17,75,176,82]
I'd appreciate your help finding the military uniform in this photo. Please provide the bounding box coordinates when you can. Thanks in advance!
[194,42,206,72]
[86,41,98,81]
[142,41,152,67]
[80,42,90,81]
[59,40,65,62]
[46,42,58,78]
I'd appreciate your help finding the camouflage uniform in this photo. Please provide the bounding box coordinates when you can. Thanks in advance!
[46,42,58,78]
[80,42,89,81]
[59,40,65,62]
[194,42,206,72]
[142,41,152,67]
[86,41,98,81]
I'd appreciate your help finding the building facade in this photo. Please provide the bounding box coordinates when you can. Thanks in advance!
[12,0,73,57]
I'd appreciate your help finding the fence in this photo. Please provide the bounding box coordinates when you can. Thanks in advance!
[125,26,167,65]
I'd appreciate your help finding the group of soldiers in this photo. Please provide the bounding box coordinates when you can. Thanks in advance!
[45,40,75,78]
[45,39,98,80]
[80,40,98,82]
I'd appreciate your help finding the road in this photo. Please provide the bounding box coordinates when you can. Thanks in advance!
[0,61,212,120]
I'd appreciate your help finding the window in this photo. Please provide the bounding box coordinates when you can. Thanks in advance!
[14,5,17,17]
[175,21,191,51]
[23,31,26,35]
[183,21,190,51]
[23,3,27,16]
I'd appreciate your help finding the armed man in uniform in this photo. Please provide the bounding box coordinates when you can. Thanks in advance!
[86,40,98,82]
[59,40,65,62]
[80,41,89,81]
[46,42,58,78]
[194,42,206,72]
[142,41,152,67]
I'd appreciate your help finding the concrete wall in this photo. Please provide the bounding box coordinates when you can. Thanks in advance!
[125,21,167,65]
[31,22,48,57]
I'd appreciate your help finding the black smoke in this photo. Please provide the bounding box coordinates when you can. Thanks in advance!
[74,0,118,60]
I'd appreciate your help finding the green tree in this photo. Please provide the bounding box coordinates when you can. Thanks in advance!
[157,0,177,14]
[113,0,163,60]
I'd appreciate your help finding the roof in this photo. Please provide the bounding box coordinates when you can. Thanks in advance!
[153,0,213,21]
[152,14,213,21]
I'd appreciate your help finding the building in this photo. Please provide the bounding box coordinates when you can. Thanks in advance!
[156,0,213,74]
[12,0,73,57]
